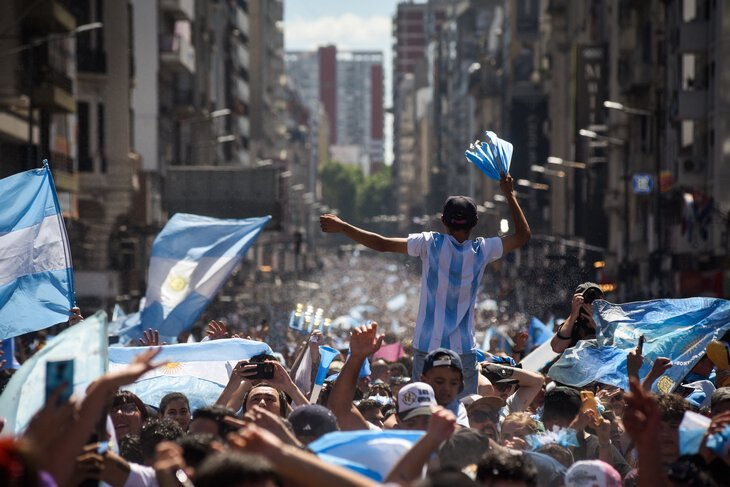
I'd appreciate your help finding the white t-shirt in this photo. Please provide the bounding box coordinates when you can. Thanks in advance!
[408,232,503,354]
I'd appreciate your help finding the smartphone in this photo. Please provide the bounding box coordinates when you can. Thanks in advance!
[46,359,74,405]
[580,390,602,427]
[638,335,645,355]
[252,362,275,380]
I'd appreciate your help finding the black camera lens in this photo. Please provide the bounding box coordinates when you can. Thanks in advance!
[582,288,603,304]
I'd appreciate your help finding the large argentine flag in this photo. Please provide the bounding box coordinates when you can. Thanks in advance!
[108,338,274,411]
[110,214,270,341]
[0,311,107,435]
[0,163,74,339]
[548,298,730,393]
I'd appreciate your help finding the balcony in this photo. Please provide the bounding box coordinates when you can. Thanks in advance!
[24,0,76,34]
[234,43,249,70]
[160,0,194,21]
[160,35,196,73]
[32,66,75,113]
[678,21,710,52]
[77,48,107,74]
[677,90,708,119]
[234,9,250,35]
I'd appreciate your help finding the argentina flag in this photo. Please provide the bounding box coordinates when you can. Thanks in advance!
[0,162,74,339]
[548,298,730,393]
[111,213,270,341]
[108,338,274,411]
[0,310,107,434]
[465,131,514,180]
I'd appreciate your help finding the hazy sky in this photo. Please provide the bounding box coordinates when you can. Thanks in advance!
[283,1,404,164]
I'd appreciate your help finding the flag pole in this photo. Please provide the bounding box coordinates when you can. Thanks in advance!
[43,159,76,307]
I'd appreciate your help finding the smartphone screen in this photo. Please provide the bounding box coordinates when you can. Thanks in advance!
[46,359,74,405]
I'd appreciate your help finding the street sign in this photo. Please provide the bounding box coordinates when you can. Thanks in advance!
[632,173,653,195]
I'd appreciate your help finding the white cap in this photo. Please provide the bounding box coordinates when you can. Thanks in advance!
[397,382,436,421]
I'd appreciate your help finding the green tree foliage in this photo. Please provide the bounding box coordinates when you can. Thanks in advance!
[319,160,393,224]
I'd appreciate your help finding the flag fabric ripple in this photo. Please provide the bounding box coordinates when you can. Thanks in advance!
[0,163,74,339]
[548,298,730,393]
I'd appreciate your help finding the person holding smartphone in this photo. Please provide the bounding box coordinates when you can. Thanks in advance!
[551,282,605,354]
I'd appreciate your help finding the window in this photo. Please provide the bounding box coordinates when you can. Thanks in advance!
[77,102,92,172]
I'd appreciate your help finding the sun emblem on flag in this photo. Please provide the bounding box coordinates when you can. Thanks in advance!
[168,276,188,292]
[656,376,674,394]
[160,362,184,375]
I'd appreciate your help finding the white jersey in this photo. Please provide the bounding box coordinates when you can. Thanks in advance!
[408,232,503,354]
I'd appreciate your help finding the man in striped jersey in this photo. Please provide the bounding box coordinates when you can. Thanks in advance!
[320,174,530,395]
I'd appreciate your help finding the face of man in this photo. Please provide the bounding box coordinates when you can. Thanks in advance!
[362,407,385,429]
[245,386,282,416]
[398,414,431,431]
[468,407,500,441]
[422,367,462,406]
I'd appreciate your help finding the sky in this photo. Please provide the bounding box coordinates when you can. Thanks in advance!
[283,0,404,164]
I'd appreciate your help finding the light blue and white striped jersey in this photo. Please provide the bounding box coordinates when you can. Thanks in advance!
[408,232,503,354]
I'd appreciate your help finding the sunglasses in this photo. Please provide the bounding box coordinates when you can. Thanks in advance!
[470,409,499,423]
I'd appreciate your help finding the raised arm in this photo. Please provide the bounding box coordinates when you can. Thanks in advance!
[329,322,384,431]
[320,214,408,254]
[498,175,531,254]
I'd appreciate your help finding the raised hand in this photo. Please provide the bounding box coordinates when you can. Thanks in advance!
[349,322,384,359]
[104,347,166,389]
[68,307,84,326]
[426,406,456,443]
[228,423,284,459]
[139,328,166,347]
[623,377,661,449]
[319,214,346,233]
[513,330,528,351]
[206,320,230,340]
[499,173,514,195]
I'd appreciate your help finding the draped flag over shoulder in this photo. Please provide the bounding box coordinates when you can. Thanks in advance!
[108,338,274,411]
[109,214,270,342]
[0,162,74,339]
[0,311,107,435]
[548,298,730,393]
[465,131,513,180]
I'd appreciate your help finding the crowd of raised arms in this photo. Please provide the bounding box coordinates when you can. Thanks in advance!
[2,171,730,487]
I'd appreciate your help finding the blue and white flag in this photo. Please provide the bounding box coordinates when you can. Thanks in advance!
[548,298,730,393]
[0,163,74,339]
[0,311,107,435]
[109,214,270,341]
[310,430,424,481]
[108,338,274,412]
[528,316,554,352]
[465,131,513,181]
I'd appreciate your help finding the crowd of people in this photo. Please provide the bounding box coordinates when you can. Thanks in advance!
[2,174,730,487]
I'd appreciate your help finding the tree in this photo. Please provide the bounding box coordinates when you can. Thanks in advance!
[319,160,363,222]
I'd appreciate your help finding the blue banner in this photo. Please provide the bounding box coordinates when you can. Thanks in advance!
[548,298,730,392]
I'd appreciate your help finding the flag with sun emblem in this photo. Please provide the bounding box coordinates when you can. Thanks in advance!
[111,213,270,342]
[548,298,730,393]
[108,337,273,411]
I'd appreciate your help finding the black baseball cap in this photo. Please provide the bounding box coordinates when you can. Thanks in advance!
[442,196,478,229]
[575,282,604,303]
[422,348,464,376]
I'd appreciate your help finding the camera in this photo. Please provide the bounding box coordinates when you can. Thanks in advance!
[251,362,275,380]
[582,287,603,305]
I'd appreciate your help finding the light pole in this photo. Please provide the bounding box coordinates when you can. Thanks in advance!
[578,128,629,298]
[0,22,103,167]
[546,156,587,237]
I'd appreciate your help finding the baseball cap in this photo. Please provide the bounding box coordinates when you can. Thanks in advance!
[574,282,604,303]
[461,394,506,412]
[422,348,464,376]
[442,196,478,228]
[397,382,436,421]
[481,364,519,388]
[288,405,338,441]
[565,460,621,487]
